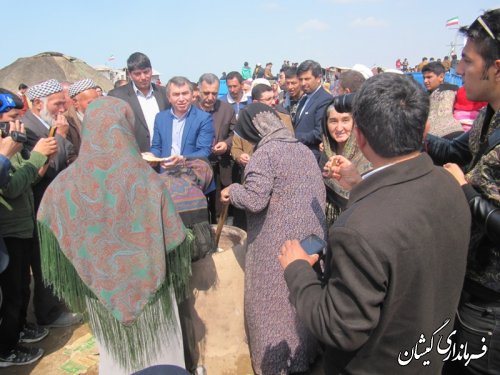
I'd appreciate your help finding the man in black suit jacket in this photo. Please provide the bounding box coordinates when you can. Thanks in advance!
[294,60,332,160]
[279,73,471,374]
[108,52,169,152]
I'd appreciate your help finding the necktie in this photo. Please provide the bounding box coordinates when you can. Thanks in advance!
[294,95,308,123]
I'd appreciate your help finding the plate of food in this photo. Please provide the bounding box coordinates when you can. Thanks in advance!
[141,153,170,162]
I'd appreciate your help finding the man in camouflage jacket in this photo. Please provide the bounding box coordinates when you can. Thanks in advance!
[426,8,500,374]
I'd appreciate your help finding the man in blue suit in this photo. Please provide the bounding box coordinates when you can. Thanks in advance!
[150,76,214,168]
[149,76,214,374]
[294,60,332,160]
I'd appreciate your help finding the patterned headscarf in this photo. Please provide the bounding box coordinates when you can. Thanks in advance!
[234,102,296,150]
[320,101,372,204]
[37,96,188,324]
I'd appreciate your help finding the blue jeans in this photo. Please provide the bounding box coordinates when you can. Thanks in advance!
[444,299,500,374]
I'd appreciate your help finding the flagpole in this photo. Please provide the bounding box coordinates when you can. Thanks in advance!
[445,17,460,57]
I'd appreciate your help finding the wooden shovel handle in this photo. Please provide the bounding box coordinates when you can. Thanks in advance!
[215,204,229,247]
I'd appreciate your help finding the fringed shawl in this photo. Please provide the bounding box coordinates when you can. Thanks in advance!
[37,97,193,370]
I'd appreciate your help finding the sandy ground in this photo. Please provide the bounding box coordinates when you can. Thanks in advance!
[1,226,324,375]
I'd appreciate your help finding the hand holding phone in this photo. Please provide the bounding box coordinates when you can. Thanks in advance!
[279,238,323,270]
[300,234,327,255]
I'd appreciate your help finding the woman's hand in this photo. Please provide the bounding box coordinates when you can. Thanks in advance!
[220,186,231,205]
[239,153,250,166]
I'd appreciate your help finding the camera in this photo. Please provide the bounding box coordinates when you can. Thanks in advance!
[0,122,27,143]
[332,93,355,113]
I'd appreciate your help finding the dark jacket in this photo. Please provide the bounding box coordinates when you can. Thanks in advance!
[285,154,471,374]
[0,151,46,238]
[426,106,500,299]
[293,86,331,159]
[64,106,82,157]
[199,100,236,186]
[108,82,169,152]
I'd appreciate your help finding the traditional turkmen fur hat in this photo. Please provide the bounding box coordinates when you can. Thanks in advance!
[26,79,63,101]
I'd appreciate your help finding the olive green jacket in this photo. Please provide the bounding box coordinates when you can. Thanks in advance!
[0,151,47,238]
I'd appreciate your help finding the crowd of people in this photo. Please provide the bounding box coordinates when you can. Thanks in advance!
[394,54,461,73]
[0,7,499,375]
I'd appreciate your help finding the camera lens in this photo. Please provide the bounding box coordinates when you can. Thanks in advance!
[333,93,355,113]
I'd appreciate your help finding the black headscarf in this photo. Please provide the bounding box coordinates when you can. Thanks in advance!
[234,102,296,149]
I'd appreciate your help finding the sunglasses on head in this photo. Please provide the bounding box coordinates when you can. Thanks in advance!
[473,16,499,42]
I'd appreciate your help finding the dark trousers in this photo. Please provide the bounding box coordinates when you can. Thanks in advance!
[443,296,500,374]
[207,161,229,225]
[29,233,65,325]
[207,190,218,225]
[177,295,199,372]
[231,164,247,230]
[0,237,33,353]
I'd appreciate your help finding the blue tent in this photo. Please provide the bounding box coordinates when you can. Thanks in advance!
[405,72,463,88]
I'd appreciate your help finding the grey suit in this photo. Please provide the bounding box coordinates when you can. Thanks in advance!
[20,109,75,325]
[108,82,169,152]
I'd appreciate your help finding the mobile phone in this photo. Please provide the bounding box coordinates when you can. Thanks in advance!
[300,234,327,255]
[48,126,57,137]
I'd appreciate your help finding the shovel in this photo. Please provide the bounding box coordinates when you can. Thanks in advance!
[215,204,229,249]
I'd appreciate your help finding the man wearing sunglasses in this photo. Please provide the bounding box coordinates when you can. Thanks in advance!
[426,8,500,374]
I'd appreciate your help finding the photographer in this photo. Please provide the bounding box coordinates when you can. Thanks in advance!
[0,91,25,313]
[0,88,58,367]
[0,93,25,188]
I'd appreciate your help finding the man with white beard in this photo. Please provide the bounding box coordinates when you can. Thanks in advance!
[23,79,74,203]
[20,79,80,329]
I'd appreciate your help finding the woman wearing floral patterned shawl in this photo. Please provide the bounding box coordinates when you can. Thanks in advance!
[37,96,193,372]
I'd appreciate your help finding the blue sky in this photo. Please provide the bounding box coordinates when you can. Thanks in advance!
[1,0,497,82]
